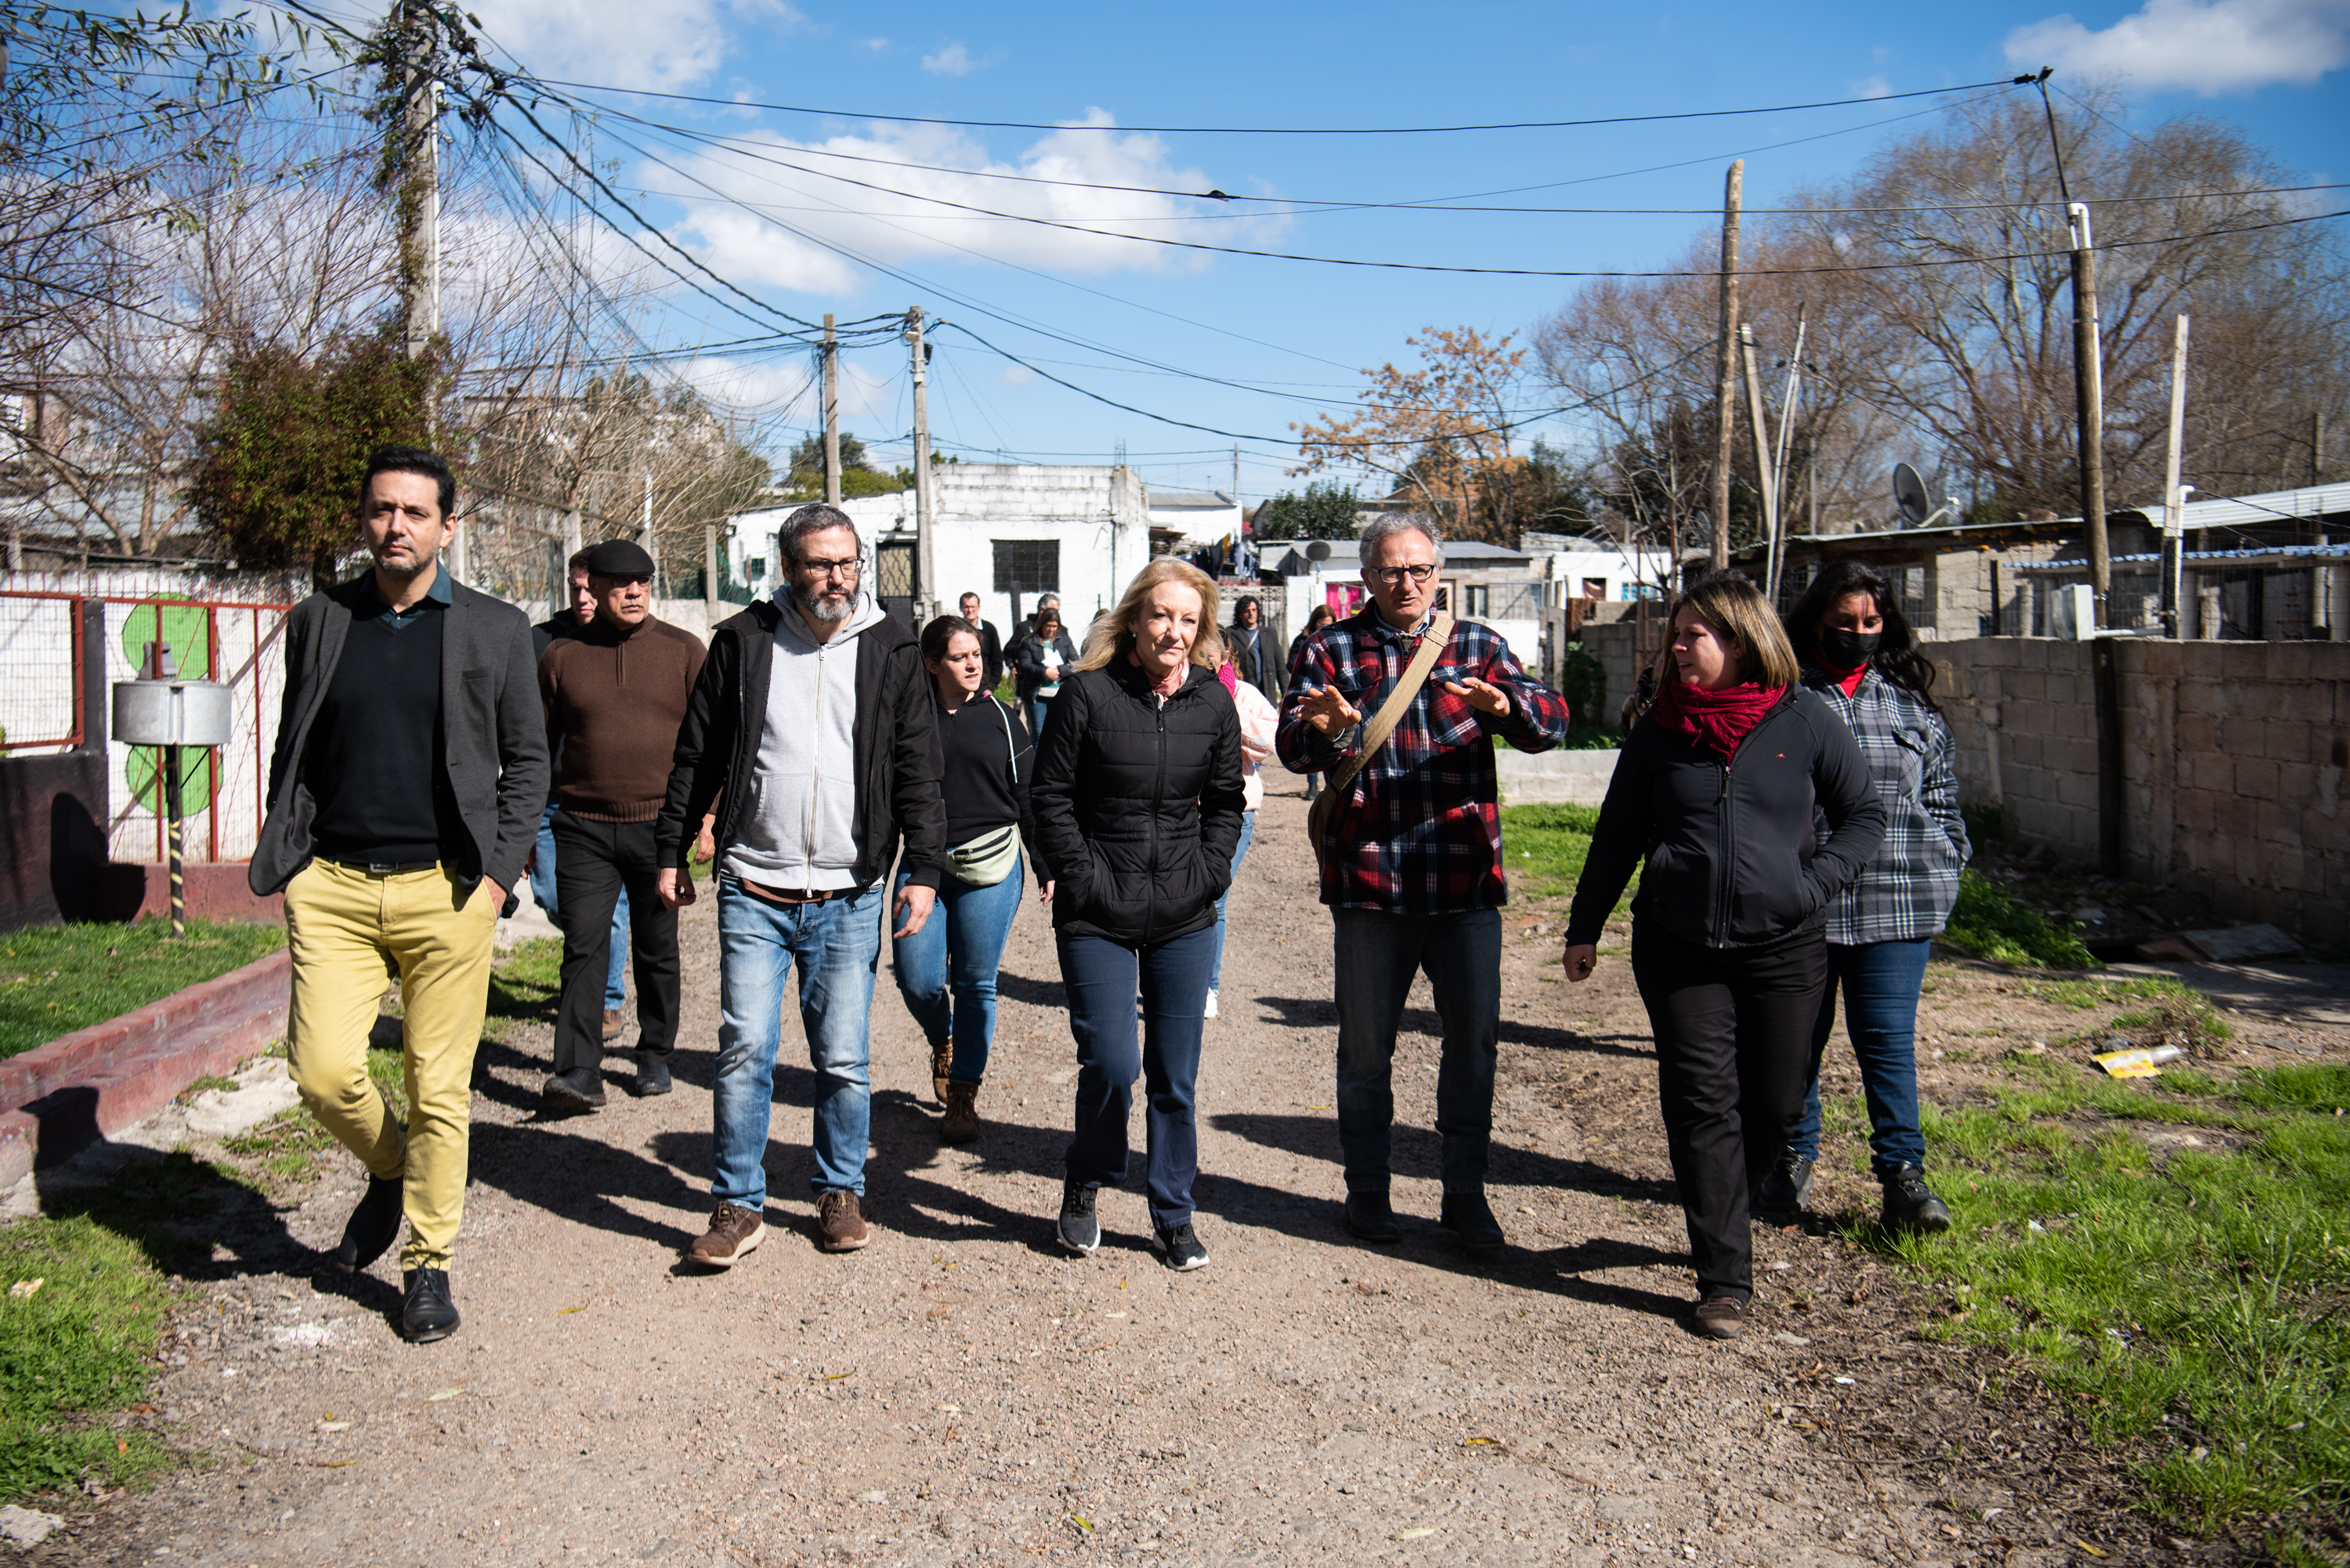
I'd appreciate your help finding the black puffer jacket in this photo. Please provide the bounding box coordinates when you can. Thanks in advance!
[1564,686,1887,950]
[1031,660,1246,945]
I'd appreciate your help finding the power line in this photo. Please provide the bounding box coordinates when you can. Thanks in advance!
[534,74,2036,136]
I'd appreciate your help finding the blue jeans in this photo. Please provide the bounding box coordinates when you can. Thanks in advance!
[1788,939,1932,1172]
[1330,906,1502,1195]
[1027,696,1056,740]
[532,802,627,1011]
[892,853,1025,1085]
[1205,810,1256,993]
[1058,924,1217,1232]
[710,876,884,1203]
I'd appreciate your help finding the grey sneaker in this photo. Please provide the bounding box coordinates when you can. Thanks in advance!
[1760,1151,1817,1214]
[1152,1223,1209,1272]
[1057,1179,1101,1255]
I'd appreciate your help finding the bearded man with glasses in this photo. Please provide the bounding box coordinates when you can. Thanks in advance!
[656,504,947,1264]
[1277,514,1572,1251]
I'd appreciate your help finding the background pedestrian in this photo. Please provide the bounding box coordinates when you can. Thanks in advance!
[1011,606,1078,739]
[1203,656,1277,1020]
[1764,561,1969,1233]
[894,615,1048,1143]
[528,550,631,1041]
[1286,604,1336,800]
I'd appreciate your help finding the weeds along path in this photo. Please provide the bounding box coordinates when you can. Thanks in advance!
[20,786,2244,1566]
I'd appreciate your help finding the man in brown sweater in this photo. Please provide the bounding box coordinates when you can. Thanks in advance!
[539,539,706,1107]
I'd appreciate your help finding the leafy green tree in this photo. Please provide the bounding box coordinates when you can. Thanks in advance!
[188,328,443,583]
[1254,482,1360,540]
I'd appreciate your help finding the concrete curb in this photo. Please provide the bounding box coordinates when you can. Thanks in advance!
[1495,747,1622,806]
[0,948,291,1190]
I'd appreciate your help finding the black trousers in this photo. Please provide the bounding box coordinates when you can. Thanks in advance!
[550,811,679,1074]
[1630,919,1828,1303]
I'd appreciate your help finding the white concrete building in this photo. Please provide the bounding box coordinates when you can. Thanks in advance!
[1517,533,1676,606]
[725,464,1152,636]
[1260,537,1546,663]
[1146,489,1241,548]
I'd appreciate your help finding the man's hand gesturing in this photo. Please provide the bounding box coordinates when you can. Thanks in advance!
[1444,676,1512,717]
[1297,684,1363,737]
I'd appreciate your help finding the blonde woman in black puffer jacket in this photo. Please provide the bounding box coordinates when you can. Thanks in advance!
[1029,558,1246,1273]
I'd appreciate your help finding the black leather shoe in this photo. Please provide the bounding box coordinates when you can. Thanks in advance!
[541,1068,606,1111]
[400,1267,460,1343]
[1343,1191,1401,1244]
[1882,1163,1954,1234]
[335,1172,404,1273]
[1439,1190,1506,1252]
[631,1050,672,1097]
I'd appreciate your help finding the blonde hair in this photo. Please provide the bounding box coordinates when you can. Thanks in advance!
[1076,557,1224,673]
[1665,572,1800,688]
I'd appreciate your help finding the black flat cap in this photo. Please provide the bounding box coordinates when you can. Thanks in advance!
[582,539,656,577]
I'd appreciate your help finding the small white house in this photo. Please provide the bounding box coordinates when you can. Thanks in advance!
[1262,537,1546,663]
[1517,533,1676,606]
[1146,488,1241,548]
[725,464,1153,638]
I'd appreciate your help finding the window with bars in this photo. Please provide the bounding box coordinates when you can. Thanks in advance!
[992,539,1060,594]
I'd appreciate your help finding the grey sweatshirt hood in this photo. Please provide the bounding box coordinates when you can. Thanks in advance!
[721,590,889,889]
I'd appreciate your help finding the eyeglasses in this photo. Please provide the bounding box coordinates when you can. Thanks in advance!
[797,557,861,579]
[1366,564,1437,586]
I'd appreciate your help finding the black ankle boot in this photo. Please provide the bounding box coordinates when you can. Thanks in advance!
[335,1172,404,1273]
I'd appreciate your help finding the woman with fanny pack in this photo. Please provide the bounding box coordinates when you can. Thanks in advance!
[892,616,1048,1143]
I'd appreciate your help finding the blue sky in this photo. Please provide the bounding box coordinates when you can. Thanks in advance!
[433,0,2350,503]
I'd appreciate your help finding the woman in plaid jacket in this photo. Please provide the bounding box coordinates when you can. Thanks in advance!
[1762,561,1971,1234]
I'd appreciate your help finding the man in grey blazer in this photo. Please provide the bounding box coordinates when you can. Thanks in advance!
[249,445,547,1342]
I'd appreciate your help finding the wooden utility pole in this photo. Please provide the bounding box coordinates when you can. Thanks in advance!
[1710,160,1743,575]
[822,313,841,507]
[907,307,936,622]
[2160,315,2190,636]
[1737,323,1777,582]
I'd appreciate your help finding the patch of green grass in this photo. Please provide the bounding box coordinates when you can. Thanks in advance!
[1858,1060,2350,1545]
[0,919,285,1061]
[1498,804,1637,914]
[0,1212,178,1497]
[483,935,562,1044]
[1939,870,2100,970]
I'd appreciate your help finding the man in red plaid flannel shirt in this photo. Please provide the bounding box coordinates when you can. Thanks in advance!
[1276,515,1572,1251]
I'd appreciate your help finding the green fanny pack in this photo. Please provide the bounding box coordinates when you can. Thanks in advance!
[946,825,1021,887]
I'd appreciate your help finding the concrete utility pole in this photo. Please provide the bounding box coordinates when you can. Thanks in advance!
[2068,202,2110,625]
[822,313,841,507]
[1768,305,1806,602]
[2161,315,2190,636]
[396,0,439,363]
[1737,323,1777,583]
[906,307,936,622]
[1710,160,1743,575]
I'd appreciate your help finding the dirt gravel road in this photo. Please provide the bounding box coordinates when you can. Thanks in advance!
[34,786,2077,1567]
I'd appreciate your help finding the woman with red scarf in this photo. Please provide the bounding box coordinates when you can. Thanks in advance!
[1561,573,1885,1340]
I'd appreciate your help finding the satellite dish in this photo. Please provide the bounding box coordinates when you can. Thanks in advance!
[1305,540,1332,562]
[1893,463,1931,529]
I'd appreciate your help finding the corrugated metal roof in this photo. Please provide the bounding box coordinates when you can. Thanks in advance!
[2012,542,2350,571]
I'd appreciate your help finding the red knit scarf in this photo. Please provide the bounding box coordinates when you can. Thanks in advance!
[1650,678,1785,763]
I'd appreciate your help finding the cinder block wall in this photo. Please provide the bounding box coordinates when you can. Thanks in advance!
[1929,638,2349,945]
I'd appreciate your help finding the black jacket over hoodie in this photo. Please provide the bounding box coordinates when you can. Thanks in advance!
[1030,659,1246,946]
[654,598,947,895]
[1564,685,1887,950]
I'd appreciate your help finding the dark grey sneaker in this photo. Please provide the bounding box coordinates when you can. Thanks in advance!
[541,1068,606,1111]
[631,1050,672,1097]
[1759,1151,1817,1214]
[1881,1164,1953,1234]
[1152,1222,1209,1272]
[1057,1179,1101,1255]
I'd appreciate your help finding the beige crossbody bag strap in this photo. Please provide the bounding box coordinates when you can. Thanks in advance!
[1307,611,1454,863]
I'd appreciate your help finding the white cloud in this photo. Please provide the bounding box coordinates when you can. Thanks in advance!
[1852,74,1892,98]
[664,206,864,295]
[641,110,1290,282]
[463,0,804,91]
[920,42,997,75]
[674,354,891,420]
[2005,0,2350,93]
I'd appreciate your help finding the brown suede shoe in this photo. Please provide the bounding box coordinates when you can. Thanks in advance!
[1693,1295,1746,1339]
[685,1203,765,1270]
[940,1082,980,1144]
[601,1008,626,1039]
[817,1190,870,1252]
[929,1040,953,1103]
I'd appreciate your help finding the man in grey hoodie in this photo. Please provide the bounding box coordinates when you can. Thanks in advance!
[657,504,947,1263]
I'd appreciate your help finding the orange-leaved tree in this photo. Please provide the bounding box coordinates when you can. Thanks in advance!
[1289,327,1532,544]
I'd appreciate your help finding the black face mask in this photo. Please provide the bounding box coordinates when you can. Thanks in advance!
[1819,627,1881,670]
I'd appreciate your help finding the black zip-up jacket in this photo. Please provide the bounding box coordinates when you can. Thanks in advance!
[1009,629,1080,703]
[654,598,947,894]
[1030,659,1246,946]
[1564,686,1886,949]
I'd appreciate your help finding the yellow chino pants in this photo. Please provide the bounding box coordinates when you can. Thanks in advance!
[283,859,498,1270]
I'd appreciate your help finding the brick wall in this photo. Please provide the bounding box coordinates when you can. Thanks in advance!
[1929,638,2350,945]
